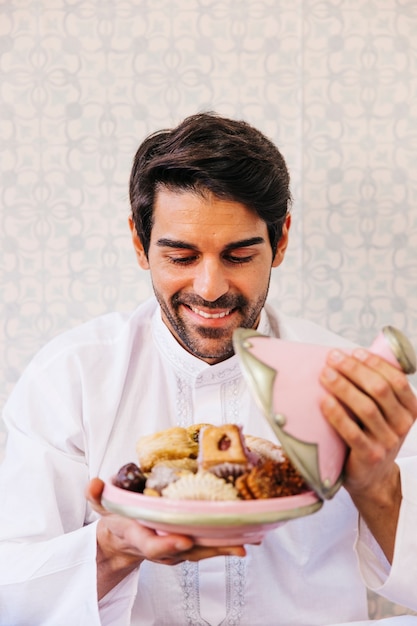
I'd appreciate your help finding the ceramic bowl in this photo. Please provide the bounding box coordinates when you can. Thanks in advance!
[102,479,322,546]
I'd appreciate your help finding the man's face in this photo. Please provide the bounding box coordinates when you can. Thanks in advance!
[130,188,290,364]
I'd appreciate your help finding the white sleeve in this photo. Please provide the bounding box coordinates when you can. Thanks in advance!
[0,523,101,626]
[0,519,139,626]
[98,569,141,625]
[0,359,138,625]
[355,455,417,612]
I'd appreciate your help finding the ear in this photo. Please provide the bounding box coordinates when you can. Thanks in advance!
[129,216,150,270]
[272,213,291,268]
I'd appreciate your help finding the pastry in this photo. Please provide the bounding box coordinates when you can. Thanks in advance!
[236,458,308,500]
[136,426,199,472]
[161,471,240,501]
[244,435,285,463]
[197,424,250,470]
[114,423,309,502]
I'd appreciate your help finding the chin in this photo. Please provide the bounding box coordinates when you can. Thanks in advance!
[193,344,235,363]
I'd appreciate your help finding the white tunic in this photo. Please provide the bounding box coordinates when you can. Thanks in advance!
[1,297,417,626]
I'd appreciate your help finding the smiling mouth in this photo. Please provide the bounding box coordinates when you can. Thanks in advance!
[189,306,232,319]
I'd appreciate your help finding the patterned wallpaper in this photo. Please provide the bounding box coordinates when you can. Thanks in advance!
[1,0,417,618]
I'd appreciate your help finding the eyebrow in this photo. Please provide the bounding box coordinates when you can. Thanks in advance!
[156,237,266,251]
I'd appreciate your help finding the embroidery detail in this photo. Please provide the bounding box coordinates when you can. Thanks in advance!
[195,362,242,386]
[178,558,246,626]
[175,374,194,427]
[179,561,210,626]
[223,557,246,625]
[221,377,243,424]
[174,368,244,429]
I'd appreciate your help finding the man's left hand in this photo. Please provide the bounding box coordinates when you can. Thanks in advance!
[319,348,417,561]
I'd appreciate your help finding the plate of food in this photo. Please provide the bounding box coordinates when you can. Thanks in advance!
[102,423,323,546]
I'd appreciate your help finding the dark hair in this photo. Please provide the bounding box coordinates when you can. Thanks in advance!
[129,112,292,256]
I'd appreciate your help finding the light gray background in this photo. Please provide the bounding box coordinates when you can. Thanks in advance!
[1,1,417,618]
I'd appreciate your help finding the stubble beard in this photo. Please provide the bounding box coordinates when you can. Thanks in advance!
[153,289,269,363]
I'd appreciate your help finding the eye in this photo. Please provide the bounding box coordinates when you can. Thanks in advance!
[167,255,198,265]
[225,254,253,264]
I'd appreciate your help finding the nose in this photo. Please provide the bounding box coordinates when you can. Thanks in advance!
[193,257,229,302]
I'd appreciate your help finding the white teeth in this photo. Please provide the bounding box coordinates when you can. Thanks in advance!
[191,307,231,319]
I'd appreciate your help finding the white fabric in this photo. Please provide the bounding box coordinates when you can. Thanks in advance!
[1,296,417,626]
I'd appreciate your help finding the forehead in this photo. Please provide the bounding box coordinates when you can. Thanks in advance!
[151,188,268,242]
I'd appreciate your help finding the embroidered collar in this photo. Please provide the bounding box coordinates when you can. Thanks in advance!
[151,307,273,383]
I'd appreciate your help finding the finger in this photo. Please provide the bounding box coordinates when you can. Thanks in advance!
[320,391,372,455]
[175,544,246,562]
[85,477,109,515]
[129,525,194,557]
[327,348,417,418]
[151,544,246,566]
[130,525,245,561]
[352,349,417,419]
[110,517,245,564]
[321,351,414,438]
[320,362,394,442]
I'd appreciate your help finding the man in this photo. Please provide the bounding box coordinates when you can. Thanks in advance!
[1,112,417,625]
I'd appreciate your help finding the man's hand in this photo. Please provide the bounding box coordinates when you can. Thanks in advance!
[319,347,417,561]
[86,478,246,600]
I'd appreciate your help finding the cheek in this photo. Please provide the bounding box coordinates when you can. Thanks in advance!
[238,267,270,292]
[151,267,188,294]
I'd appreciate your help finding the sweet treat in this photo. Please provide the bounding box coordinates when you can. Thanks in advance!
[136,426,200,472]
[244,435,285,464]
[113,463,147,493]
[113,424,310,501]
[153,458,198,472]
[162,471,240,501]
[145,463,194,495]
[186,422,211,443]
[197,424,250,470]
[236,458,307,500]
[209,462,248,482]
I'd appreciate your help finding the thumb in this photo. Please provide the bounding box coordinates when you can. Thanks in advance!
[85,477,108,514]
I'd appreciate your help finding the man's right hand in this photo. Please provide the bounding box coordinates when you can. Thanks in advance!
[86,477,247,600]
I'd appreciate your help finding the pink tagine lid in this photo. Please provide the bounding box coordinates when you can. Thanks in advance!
[232,326,416,501]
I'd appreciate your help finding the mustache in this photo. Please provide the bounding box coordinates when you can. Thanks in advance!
[172,293,247,310]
